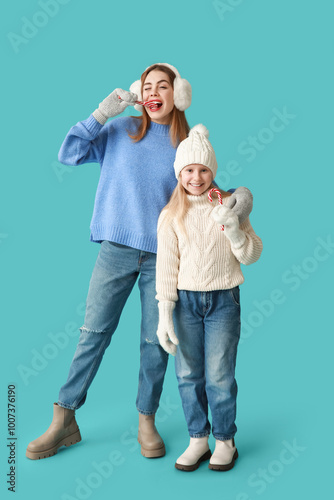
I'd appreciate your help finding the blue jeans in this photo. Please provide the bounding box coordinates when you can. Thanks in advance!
[58,241,168,414]
[174,288,241,440]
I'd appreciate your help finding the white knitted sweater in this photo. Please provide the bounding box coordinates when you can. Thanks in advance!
[156,191,263,303]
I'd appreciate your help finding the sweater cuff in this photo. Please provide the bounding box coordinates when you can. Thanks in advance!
[83,114,105,137]
[92,108,108,126]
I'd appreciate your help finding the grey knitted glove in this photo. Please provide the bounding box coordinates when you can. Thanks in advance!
[225,186,253,224]
[211,205,246,249]
[92,88,138,125]
[157,302,179,356]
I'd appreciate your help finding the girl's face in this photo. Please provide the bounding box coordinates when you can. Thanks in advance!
[180,164,213,196]
[142,70,174,124]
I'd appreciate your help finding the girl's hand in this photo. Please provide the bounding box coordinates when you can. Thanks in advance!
[211,205,239,227]
[211,206,246,249]
[157,302,179,356]
[93,88,138,125]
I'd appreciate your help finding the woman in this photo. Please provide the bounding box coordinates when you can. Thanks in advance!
[26,63,252,460]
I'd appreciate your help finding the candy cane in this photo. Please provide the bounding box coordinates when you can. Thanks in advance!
[118,96,162,110]
[208,188,224,231]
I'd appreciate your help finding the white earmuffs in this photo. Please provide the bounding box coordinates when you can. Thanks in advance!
[129,63,192,112]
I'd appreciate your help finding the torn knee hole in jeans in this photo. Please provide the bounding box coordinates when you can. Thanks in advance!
[80,325,107,334]
[145,338,159,345]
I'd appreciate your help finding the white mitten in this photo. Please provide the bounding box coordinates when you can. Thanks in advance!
[93,88,138,125]
[157,302,179,356]
[211,205,246,249]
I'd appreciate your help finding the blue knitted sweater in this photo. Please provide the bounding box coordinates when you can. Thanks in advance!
[58,115,178,253]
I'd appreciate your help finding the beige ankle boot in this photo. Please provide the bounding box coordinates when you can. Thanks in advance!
[26,403,81,460]
[209,438,238,471]
[137,413,165,458]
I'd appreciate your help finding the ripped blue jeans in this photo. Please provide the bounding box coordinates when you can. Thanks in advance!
[58,241,168,414]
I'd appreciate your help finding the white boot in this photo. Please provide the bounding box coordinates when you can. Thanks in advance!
[175,437,211,471]
[209,438,238,471]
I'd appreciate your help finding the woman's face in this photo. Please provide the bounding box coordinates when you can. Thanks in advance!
[142,70,174,124]
[180,164,213,196]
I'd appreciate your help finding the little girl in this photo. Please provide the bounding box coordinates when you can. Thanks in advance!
[156,124,263,471]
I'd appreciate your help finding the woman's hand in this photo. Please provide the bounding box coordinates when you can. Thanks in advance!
[93,88,138,125]
[156,302,179,356]
[211,205,246,249]
[225,186,253,224]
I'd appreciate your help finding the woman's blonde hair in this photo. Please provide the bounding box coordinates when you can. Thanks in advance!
[159,178,232,238]
[128,64,190,147]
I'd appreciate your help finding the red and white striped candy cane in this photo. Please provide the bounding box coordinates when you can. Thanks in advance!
[208,188,224,231]
[118,96,161,110]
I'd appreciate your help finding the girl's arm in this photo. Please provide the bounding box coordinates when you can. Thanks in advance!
[155,212,180,356]
[211,206,263,265]
[231,217,263,265]
[156,212,180,303]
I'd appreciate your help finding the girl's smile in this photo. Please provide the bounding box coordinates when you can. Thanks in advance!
[180,164,213,196]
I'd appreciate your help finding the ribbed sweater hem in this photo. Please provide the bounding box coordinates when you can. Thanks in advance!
[177,275,245,293]
[90,224,157,254]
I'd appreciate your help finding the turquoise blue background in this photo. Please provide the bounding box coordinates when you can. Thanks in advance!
[1,0,333,498]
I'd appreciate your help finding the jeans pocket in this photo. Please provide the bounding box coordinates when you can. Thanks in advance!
[229,286,240,306]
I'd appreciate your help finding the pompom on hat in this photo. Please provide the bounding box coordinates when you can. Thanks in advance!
[173,124,218,180]
[130,63,192,112]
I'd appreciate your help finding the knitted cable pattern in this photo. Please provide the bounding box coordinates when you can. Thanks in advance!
[156,192,263,303]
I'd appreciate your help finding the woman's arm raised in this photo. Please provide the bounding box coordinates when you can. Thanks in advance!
[58,88,137,167]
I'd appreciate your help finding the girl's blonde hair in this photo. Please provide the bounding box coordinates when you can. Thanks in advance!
[128,64,190,147]
[159,178,232,237]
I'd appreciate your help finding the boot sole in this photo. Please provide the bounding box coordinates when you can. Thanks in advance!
[26,429,82,460]
[175,449,212,472]
[208,449,239,471]
[138,438,166,458]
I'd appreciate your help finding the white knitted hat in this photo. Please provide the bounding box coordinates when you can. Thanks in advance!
[174,124,218,179]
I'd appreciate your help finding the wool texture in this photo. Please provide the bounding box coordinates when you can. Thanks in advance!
[156,191,263,303]
[173,124,218,179]
[58,115,177,253]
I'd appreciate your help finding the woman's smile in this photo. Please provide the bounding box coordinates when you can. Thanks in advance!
[142,70,174,123]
